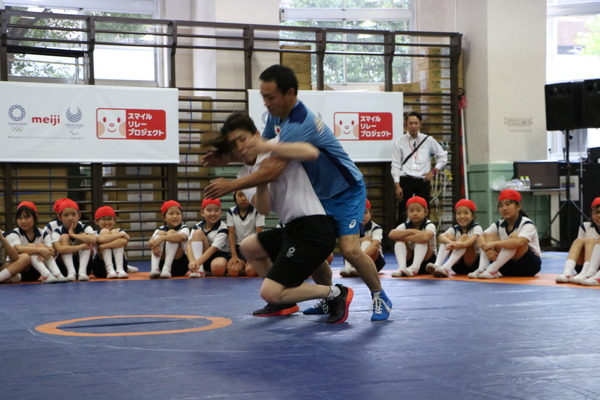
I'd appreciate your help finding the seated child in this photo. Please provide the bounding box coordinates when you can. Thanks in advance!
[426,199,483,277]
[52,199,96,281]
[469,189,542,279]
[566,197,600,285]
[340,199,385,277]
[149,200,190,279]
[43,198,67,238]
[7,201,66,283]
[226,190,264,277]
[187,198,231,277]
[389,196,437,277]
[91,206,130,279]
[0,226,31,284]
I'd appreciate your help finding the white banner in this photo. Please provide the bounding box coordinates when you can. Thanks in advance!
[0,82,179,163]
[248,90,404,162]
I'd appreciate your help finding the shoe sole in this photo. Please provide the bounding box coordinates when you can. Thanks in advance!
[253,305,300,317]
[328,287,354,324]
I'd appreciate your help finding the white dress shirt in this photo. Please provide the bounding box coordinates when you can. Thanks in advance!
[391,131,448,183]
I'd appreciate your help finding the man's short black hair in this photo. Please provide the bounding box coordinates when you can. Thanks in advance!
[405,111,422,121]
[259,64,298,96]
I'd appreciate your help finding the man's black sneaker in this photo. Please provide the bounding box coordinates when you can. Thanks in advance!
[252,303,299,317]
[326,284,354,324]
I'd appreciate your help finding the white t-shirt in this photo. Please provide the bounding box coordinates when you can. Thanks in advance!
[226,205,265,244]
[394,219,437,249]
[484,215,541,257]
[6,227,52,262]
[189,220,229,253]
[238,138,325,225]
[152,223,190,252]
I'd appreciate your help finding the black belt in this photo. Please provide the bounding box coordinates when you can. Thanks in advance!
[401,175,424,181]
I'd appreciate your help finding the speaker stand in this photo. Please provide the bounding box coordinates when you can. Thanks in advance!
[542,129,586,249]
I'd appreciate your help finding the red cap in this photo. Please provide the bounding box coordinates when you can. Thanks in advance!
[57,199,79,214]
[94,206,116,220]
[455,199,477,212]
[52,198,68,213]
[161,200,182,215]
[365,199,371,210]
[202,198,221,209]
[406,196,428,209]
[17,201,38,214]
[498,189,521,203]
[592,197,600,208]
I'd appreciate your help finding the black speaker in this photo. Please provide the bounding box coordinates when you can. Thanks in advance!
[545,81,584,131]
[584,79,600,128]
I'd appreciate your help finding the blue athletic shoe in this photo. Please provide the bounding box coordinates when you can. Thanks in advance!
[302,299,328,315]
[371,291,392,321]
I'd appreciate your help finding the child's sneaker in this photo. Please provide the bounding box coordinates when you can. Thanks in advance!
[478,270,502,279]
[77,274,90,281]
[468,269,484,278]
[339,266,358,277]
[149,269,161,279]
[570,272,591,284]
[127,265,139,273]
[117,271,128,279]
[434,266,450,277]
[302,299,328,315]
[54,274,68,283]
[160,270,172,279]
[391,266,413,277]
[106,271,118,279]
[581,271,600,286]
[9,273,22,283]
[66,274,76,282]
[189,271,205,278]
[425,263,438,274]
[42,274,60,284]
[555,273,574,283]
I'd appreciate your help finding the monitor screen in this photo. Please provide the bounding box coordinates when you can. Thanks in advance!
[513,161,560,189]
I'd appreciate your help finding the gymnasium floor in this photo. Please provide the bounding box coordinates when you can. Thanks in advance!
[2,251,599,400]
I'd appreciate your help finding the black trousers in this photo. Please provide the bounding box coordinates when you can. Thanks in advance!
[397,176,431,224]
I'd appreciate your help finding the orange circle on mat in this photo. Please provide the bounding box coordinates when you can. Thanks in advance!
[35,315,232,337]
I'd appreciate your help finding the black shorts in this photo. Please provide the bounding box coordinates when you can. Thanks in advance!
[159,254,190,277]
[408,253,437,275]
[203,250,231,274]
[374,253,386,272]
[452,255,480,275]
[258,215,336,288]
[498,248,542,277]
[91,254,129,278]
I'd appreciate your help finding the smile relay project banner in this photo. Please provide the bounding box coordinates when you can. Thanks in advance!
[248,90,404,162]
[0,82,179,163]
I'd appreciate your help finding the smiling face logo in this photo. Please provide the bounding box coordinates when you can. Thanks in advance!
[333,112,359,140]
[97,109,127,139]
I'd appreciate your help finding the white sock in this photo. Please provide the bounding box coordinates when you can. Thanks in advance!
[343,259,353,269]
[62,253,76,275]
[441,248,467,270]
[162,242,179,273]
[435,244,450,266]
[394,242,408,269]
[78,249,91,276]
[326,285,341,300]
[409,242,428,270]
[579,261,591,276]
[46,257,62,276]
[0,269,11,282]
[586,244,600,276]
[31,258,52,277]
[150,242,165,271]
[477,251,490,272]
[562,259,577,275]
[191,241,204,259]
[486,248,517,274]
[102,249,115,273]
[113,247,125,273]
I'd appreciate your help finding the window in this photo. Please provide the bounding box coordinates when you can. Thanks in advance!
[279,0,413,85]
[547,0,600,160]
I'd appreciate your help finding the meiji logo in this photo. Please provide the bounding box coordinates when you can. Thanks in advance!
[32,114,61,126]
[348,220,357,229]
[286,247,296,258]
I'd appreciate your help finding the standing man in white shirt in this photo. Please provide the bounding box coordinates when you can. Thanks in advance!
[391,111,448,223]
